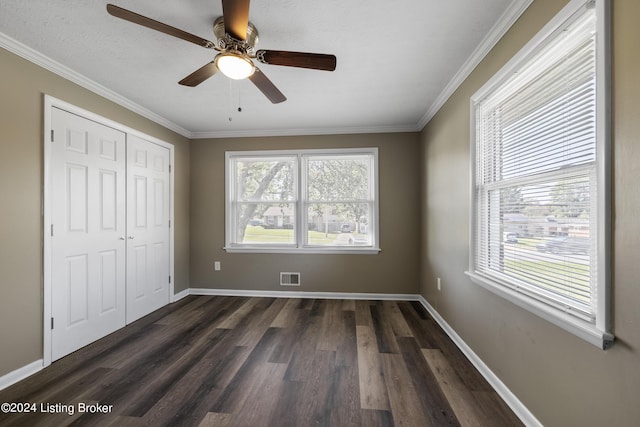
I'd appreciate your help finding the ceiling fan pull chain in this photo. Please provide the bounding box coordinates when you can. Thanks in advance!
[228,79,234,121]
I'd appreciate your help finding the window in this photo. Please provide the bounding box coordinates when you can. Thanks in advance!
[468,0,612,348]
[226,148,379,253]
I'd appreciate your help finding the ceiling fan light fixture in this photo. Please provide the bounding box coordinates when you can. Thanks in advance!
[215,52,255,80]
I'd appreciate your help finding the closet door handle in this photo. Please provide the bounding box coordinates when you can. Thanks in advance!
[119,237,125,240]
[128,236,134,240]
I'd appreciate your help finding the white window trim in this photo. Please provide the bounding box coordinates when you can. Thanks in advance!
[225,148,381,254]
[466,0,612,349]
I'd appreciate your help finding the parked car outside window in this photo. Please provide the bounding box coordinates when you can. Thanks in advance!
[503,232,518,244]
[536,236,589,255]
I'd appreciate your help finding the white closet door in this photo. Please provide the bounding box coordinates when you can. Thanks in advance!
[50,107,126,361]
[126,134,170,323]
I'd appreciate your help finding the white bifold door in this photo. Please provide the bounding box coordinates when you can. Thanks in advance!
[125,134,170,324]
[50,108,170,361]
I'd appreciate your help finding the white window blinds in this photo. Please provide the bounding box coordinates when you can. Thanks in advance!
[472,6,602,322]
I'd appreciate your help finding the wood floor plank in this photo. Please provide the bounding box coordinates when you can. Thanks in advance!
[383,300,414,338]
[225,362,288,426]
[335,310,358,368]
[209,328,283,414]
[356,325,391,411]
[102,415,146,426]
[471,390,525,426]
[370,303,400,354]
[217,297,262,329]
[342,299,356,312]
[397,337,461,426]
[282,309,326,382]
[270,298,302,328]
[283,350,338,425]
[355,300,374,326]
[327,364,362,426]
[198,412,233,427]
[397,302,441,349]
[235,298,287,348]
[141,345,250,426]
[422,348,494,427]
[317,299,347,351]
[101,296,243,370]
[381,352,431,427]
[266,378,303,426]
[153,294,218,325]
[93,306,231,399]
[268,308,310,364]
[361,409,396,427]
[0,296,522,427]
[120,329,232,417]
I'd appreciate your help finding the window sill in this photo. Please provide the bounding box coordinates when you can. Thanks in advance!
[465,271,614,350]
[224,246,381,255]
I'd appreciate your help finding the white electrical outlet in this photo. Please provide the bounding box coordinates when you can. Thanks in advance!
[214,261,221,271]
[437,277,442,291]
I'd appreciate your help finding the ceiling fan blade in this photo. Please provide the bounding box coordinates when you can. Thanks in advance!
[106,4,216,49]
[222,0,250,41]
[256,50,337,71]
[179,61,218,87]
[248,68,286,104]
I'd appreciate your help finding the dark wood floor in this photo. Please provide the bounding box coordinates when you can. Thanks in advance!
[0,296,523,427]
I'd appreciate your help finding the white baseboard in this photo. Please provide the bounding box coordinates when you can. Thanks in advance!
[0,359,43,392]
[171,288,190,302]
[189,287,420,301]
[417,296,541,427]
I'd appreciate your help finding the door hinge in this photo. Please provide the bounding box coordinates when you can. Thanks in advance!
[168,220,171,228]
[169,275,171,284]
[50,129,54,142]
[51,317,54,330]
[169,164,172,173]
[51,224,54,237]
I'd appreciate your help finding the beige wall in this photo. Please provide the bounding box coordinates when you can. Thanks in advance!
[0,48,190,376]
[190,133,421,295]
[419,0,640,425]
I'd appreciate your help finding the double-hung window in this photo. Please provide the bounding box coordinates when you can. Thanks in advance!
[226,148,379,253]
[467,0,612,348]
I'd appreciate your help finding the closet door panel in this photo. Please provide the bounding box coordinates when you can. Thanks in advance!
[50,107,126,361]
[125,134,170,324]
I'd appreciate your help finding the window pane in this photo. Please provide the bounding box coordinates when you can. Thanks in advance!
[307,155,371,201]
[480,174,593,314]
[235,157,296,202]
[226,148,379,252]
[306,203,371,246]
[235,203,295,244]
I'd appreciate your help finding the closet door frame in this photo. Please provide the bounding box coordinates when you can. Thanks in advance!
[43,95,175,368]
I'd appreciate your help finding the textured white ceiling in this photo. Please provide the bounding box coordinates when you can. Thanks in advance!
[0,0,521,137]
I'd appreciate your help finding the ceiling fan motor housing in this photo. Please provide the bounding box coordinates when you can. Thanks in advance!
[213,16,259,53]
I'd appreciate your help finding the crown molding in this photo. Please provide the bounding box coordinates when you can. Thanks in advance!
[417,0,534,131]
[0,32,191,138]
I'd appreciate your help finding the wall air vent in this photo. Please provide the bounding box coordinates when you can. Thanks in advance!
[280,272,301,286]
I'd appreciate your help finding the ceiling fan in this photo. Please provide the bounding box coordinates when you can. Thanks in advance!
[106,1,337,104]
